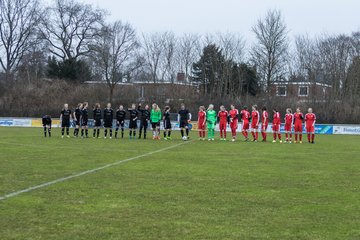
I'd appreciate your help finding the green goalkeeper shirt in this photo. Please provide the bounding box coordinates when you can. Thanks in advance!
[206,110,217,125]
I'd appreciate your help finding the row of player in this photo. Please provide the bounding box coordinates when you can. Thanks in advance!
[42,102,316,143]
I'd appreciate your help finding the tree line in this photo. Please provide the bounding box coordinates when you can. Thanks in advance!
[0,0,359,122]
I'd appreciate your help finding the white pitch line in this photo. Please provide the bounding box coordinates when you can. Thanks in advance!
[0,140,192,201]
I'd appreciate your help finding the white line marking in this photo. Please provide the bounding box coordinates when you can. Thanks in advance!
[0,140,192,201]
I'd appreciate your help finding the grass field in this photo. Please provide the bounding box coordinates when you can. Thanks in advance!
[0,127,359,240]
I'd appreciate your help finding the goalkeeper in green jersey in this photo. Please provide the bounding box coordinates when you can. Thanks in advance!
[206,104,217,141]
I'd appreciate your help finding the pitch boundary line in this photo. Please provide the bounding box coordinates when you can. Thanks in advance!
[0,140,192,201]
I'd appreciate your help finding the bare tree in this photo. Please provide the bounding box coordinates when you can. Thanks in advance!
[91,21,140,103]
[177,33,201,82]
[39,0,105,61]
[251,9,289,93]
[0,0,40,81]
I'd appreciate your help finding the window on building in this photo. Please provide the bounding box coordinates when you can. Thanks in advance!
[298,86,309,96]
[276,86,287,96]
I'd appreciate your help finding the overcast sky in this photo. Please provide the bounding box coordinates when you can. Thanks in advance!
[83,0,359,40]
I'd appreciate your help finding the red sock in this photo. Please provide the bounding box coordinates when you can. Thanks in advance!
[289,133,292,140]
[255,132,258,140]
[263,132,266,140]
[273,133,276,140]
[300,134,302,141]
[295,134,298,141]
[285,133,288,139]
[307,134,311,142]
[278,134,282,140]
[312,134,315,142]
[251,131,255,139]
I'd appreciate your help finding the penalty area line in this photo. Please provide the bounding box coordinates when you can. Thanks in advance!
[0,140,192,201]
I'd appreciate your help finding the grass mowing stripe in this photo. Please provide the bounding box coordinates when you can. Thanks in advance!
[0,140,192,201]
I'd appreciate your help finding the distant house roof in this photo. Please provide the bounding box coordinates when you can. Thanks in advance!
[84,80,194,86]
[271,81,332,88]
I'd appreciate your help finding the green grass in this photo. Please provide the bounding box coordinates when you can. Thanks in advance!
[0,127,359,240]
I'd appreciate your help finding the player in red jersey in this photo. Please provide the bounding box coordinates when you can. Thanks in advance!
[272,108,282,143]
[197,106,206,140]
[293,107,304,143]
[261,107,269,142]
[240,106,251,141]
[217,105,229,140]
[251,105,260,142]
[305,108,316,144]
[229,104,239,142]
[284,108,294,143]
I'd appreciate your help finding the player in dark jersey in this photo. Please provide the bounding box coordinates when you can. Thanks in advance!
[178,103,192,140]
[60,103,72,138]
[137,103,150,139]
[73,103,83,137]
[81,102,89,138]
[115,105,126,139]
[127,103,138,139]
[103,103,114,139]
[163,106,172,140]
[42,115,52,137]
[93,103,102,138]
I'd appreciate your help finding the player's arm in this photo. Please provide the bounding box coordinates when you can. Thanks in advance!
[177,114,180,123]
[313,114,316,126]
[188,112,192,122]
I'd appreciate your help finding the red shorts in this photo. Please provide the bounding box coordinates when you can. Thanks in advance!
[272,124,280,132]
[198,123,205,130]
[230,121,238,130]
[251,123,259,129]
[284,124,292,132]
[294,124,302,133]
[261,123,268,131]
[219,122,227,130]
[242,121,249,130]
[306,125,315,133]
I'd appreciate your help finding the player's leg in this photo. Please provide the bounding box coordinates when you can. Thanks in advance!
[139,121,143,139]
[43,125,47,137]
[121,123,124,138]
[48,126,51,137]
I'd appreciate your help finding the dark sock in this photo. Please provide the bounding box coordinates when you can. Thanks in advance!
[104,129,107,137]
[61,128,64,136]
[44,127,47,137]
[121,128,124,138]
[66,128,69,135]
[110,129,112,137]
[186,128,189,136]
[129,130,132,137]
[85,129,88,137]
[81,129,84,136]
[168,131,171,137]
[93,129,96,137]
[115,128,118,138]
[181,129,184,137]
[97,129,100,137]
[164,131,166,137]
[48,128,51,137]
[133,130,136,137]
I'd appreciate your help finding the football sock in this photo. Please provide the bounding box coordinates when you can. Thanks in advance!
[61,128,64,136]
[181,130,184,137]
[85,129,88,137]
[48,128,51,137]
[186,129,189,136]
[44,127,47,137]
[104,129,107,137]
[97,129,100,137]
[93,129,96,137]
[110,129,112,137]
[278,133,281,140]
